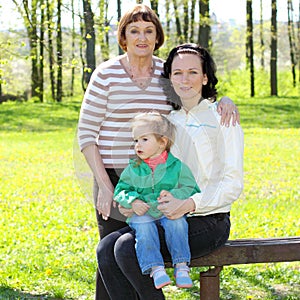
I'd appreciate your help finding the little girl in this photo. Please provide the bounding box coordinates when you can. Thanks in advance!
[114,112,200,289]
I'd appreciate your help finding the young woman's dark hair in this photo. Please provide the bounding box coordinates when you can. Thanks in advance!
[161,43,218,110]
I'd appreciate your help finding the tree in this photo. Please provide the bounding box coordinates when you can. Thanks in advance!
[150,0,159,14]
[13,0,40,100]
[270,0,278,96]
[117,0,122,54]
[70,0,76,97]
[82,0,96,85]
[190,0,197,42]
[198,0,210,49]
[56,0,63,102]
[287,0,297,87]
[98,0,110,61]
[183,0,189,41]
[39,0,45,103]
[173,0,183,43]
[46,0,55,100]
[259,0,265,69]
[246,0,255,97]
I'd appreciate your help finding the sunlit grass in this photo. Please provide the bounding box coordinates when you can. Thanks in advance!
[0,96,299,299]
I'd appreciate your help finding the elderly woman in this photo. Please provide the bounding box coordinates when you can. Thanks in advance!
[77,4,239,300]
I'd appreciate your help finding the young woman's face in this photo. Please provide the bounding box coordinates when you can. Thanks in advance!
[125,21,157,57]
[170,53,208,107]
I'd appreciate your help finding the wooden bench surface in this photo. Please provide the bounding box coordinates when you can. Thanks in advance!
[189,236,300,267]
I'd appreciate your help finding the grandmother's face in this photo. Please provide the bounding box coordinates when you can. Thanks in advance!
[124,21,157,57]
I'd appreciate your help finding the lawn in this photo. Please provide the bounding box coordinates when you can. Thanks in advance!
[0,96,299,299]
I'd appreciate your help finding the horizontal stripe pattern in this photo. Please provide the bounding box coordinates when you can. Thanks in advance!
[78,55,172,168]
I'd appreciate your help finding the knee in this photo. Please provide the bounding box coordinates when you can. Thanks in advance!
[96,232,120,269]
[165,217,188,232]
[114,232,136,267]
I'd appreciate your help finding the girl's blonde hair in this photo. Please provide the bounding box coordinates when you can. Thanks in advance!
[131,112,175,152]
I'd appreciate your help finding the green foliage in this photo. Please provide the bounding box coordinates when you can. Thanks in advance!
[0,97,299,299]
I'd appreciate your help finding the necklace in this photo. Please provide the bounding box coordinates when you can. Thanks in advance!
[126,56,154,88]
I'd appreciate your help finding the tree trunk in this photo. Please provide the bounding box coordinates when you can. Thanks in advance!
[246,0,255,97]
[39,0,45,102]
[56,0,63,102]
[46,0,55,101]
[70,0,75,97]
[198,0,210,49]
[83,0,96,84]
[260,0,265,69]
[270,0,278,96]
[150,0,159,14]
[99,0,110,61]
[183,0,189,41]
[173,0,183,43]
[117,0,122,55]
[287,0,296,87]
[190,0,197,42]
[20,0,40,99]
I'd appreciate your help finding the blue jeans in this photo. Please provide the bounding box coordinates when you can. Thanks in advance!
[130,214,190,274]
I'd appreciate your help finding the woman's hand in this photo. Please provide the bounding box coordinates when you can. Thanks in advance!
[96,184,115,220]
[157,190,195,220]
[217,96,240,126]
[118,205,134,218]
[132,199,150,216]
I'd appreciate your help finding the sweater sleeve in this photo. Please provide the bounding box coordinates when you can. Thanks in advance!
[77,65,109,151]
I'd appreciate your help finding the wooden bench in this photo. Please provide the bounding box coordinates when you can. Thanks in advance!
[166,236,300,299]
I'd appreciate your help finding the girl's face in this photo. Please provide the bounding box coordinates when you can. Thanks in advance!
[133,126,166,160]
[170,53,208,110]
[125,21,157,57]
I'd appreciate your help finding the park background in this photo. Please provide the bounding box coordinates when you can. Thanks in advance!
[0,0,299,299]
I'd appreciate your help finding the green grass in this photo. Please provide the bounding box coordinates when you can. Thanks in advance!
[0,96,299,299]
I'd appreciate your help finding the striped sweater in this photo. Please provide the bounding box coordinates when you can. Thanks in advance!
[77,54,172,168]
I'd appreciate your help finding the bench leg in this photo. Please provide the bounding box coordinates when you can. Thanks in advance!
[200,266,223,300]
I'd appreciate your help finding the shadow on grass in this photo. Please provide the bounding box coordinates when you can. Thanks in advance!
[0,286,65,300]
[237,98,300,129]
[0,101,81,132]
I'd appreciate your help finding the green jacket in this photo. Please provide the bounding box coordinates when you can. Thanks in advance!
[114,152,200,220]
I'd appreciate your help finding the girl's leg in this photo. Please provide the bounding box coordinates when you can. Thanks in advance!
[96,227,139,300]
[114,230,166,300]
[160,217,192,288]
[160,217,190,265]
[130,215,164,274]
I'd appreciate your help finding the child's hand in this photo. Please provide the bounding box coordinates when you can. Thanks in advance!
[132,199,150,216]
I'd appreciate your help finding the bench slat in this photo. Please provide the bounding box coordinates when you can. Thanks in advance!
[190,236,300,267]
